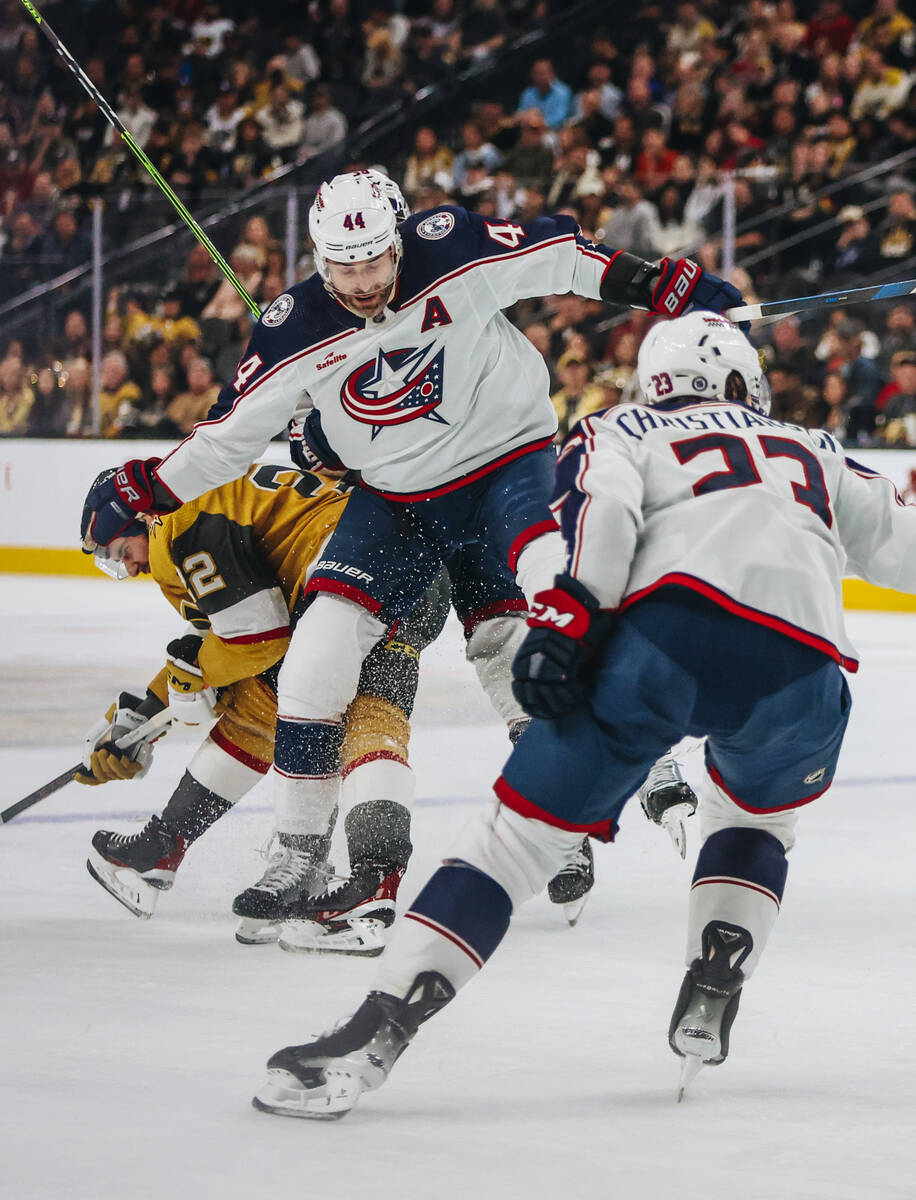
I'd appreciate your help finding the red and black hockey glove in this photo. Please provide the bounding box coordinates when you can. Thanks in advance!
[80,459,179,550]
[511,574,614,721]
[650,257,745,324]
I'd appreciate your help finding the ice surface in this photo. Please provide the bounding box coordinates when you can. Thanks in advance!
[2,575,915,1200]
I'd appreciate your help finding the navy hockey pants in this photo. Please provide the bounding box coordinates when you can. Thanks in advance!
[497,588,852,838]
[304,447,557,624]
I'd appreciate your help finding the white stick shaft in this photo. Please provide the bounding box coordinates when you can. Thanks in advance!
[114,709,172,750]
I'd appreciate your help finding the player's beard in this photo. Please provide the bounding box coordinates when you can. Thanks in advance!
[325,249,400,320]
[339,286,390,319]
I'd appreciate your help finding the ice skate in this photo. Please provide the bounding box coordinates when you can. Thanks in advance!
[252,972,455,1119]
[278,860,404,956]
[87,815,188,918]
[669,921,751,1100]
[547,837,594,926]
[232,837,333,945]
[639,754,698,858]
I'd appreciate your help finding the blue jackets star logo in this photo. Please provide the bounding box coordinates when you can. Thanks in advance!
[340,343,447,437]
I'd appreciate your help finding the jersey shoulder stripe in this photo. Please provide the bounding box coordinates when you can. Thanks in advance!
[395,206,581,307]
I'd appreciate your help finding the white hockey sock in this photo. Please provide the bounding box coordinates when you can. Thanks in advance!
[374,912,485,998]
[514,528,568,606]
[465,613,529,726]
[341,753,415,868]
[340,753,415,818]
[686,826,789,980]
[273,764,341,840]
[188,735,265,804]
[270,595,388,841]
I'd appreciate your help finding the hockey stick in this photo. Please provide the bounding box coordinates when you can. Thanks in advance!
[0,708,173,826]
[725,278,916,324]
[18,0,259,317]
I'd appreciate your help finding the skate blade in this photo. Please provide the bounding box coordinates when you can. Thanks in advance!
[677,1053,705,1102]
[86,852,158,919]
[252,1067,362,1119]
[563,891,591,927]
[278,917,387,957]
[660,804,692,859]
[234,917,282,945]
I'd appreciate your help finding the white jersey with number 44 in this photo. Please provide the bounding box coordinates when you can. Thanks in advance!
[155,206,620,504]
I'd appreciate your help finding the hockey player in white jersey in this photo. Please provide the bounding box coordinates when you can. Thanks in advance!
[80,170,733,930]
[249,310,916,1118]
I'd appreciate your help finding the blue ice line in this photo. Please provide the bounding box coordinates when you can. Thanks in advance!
[5,773,915,826]
[4,793,480,826]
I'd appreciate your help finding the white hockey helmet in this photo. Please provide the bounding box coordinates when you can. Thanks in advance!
[309,171,402,308]
[637,310,769,413]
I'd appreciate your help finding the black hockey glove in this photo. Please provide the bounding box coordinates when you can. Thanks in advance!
[511,574,613,721]
[600,252,746,330]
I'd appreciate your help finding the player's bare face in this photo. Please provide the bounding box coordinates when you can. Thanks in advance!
[108,533,150,578]
[327,249,396,318]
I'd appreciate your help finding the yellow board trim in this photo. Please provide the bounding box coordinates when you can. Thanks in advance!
[1,547,99,575]
[842,578,916,612]
[1,547,915,611]
[0,546,155,577]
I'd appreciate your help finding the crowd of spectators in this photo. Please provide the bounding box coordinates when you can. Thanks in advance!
[1,0,915,448]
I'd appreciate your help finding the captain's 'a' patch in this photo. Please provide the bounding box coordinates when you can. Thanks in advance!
[416,212,455,240]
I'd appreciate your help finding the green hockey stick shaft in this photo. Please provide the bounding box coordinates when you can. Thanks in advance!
[19,0,259,316]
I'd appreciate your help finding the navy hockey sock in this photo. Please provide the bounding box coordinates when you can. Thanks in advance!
[405,861,513,968]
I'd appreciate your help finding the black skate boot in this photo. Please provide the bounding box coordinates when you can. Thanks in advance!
[87,815,188,919]
[669,920,752,1099]
[278,859,405,956]
[639,754,698,858]
[252,971,455,1119]
[232,833,333,945]
[547,837,594,926]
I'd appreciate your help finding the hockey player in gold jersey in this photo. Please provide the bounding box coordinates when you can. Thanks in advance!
[79,456,697,945]
[79,462,442,953]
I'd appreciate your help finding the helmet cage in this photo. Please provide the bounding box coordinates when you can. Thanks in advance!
[93,551,131,580]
